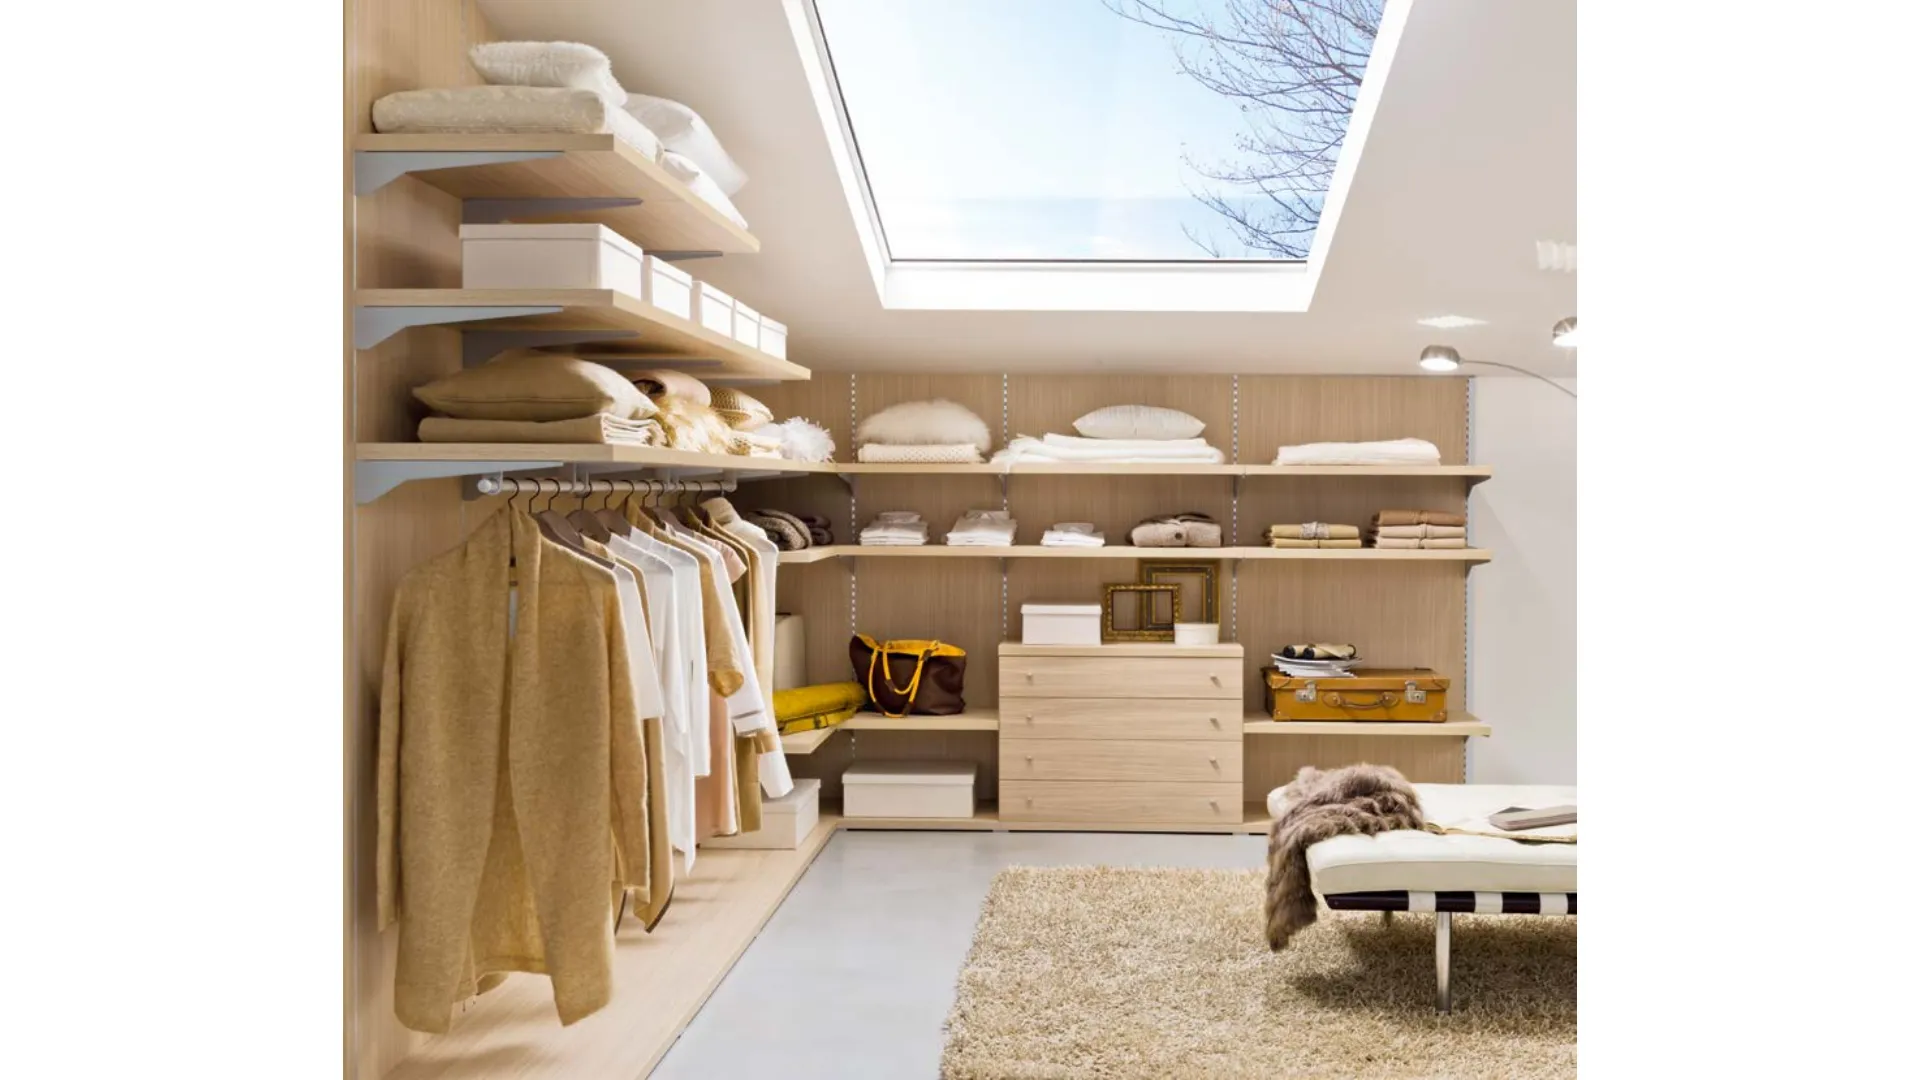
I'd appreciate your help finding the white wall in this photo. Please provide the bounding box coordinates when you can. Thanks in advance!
[1468,375,1577,784]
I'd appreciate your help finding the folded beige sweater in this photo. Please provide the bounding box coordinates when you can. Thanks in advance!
[418,413,662,445]
[1267,523,1361,540]
[1370,536,1468,549]
[1268,538,1364,549]
[1373,509,1466,527]
[1373,523,1466,539]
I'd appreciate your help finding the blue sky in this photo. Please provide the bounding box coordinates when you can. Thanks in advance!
[814,0,1357,260]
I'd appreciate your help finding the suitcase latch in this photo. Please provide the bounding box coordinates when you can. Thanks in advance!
[1404,681,1426,704]
[1294,680,1317,703]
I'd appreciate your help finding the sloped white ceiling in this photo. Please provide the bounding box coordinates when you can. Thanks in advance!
[477,0,1574,376]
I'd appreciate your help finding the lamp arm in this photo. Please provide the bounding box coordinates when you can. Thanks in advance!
[1460,359,1577,399]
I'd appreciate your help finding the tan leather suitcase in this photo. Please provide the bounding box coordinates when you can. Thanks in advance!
[1262,667,1450,722]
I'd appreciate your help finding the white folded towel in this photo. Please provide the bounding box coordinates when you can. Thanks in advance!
[993,435,1226,464]
[1274,438,1442,466]
[1041,522,1106,547]
[860,510,929,546]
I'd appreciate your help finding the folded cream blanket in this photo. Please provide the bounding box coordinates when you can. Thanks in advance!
[1370,536,1468,549]
[993,435,1226,464]
[418,413,662,445]
[857,443,984,464]
[1274,438,1441,466]
[947,510,1017,546]
[1372,523,1466,539]
[1041,522,1106,547]
[1130,513,1223,548]
[1267,523,1361,540]
[1373,509,1467,527]
[1268,538,1362,549]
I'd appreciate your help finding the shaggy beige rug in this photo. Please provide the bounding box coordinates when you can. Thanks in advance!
[941,867,1575,1080]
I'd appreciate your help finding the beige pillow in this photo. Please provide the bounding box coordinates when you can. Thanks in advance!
[1073,404,1206,440]
[711,387,774,430]
[413,350,655,422]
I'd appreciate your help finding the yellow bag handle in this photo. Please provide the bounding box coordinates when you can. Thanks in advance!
[859,635,962,718]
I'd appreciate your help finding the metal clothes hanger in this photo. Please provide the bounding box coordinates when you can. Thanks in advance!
[568,479,615,543]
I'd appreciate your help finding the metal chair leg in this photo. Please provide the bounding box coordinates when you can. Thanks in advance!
[1435,911,1453,1012]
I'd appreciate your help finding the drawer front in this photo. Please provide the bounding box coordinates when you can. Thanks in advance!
[1001,698,1239,742]
[999,657,1240,700]
[1000,780,1244,825]
[1001,738,1243,783]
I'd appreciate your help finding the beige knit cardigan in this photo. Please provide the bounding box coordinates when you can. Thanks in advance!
[377,508,650,1033]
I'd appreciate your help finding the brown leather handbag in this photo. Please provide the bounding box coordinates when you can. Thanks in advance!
[850,634,967,717]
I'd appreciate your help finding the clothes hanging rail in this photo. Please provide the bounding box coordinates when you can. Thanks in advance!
[473,476,737,498]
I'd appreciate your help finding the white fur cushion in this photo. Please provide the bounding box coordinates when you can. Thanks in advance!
[1073,404,1206,440]
[470,41,627,107]
[766,417,836,462]
[625,94,748,195]
[856,399,992,453]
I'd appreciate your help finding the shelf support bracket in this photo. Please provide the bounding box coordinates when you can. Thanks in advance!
[353,150,562,195]
[460,197,643,224]
[355,460,562,506]
[354,306,561,350]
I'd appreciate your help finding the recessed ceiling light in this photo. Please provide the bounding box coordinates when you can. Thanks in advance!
[1416,315,1487,329]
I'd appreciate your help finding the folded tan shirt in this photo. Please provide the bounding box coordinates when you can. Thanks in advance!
[1267,523,1361,540]
[1268,537,1363,549]
[418,413,663,445]
[1371,536,1467,549]
[1373,509,1467,527]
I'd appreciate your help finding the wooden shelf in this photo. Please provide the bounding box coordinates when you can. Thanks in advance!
[779,727,838,754]
[1240,464,1494,481]
[781,545,1490,564]
[832,463,1491,478]
[354,133,759,255]
[1243,714,1492,737]
[836,462,1006,474]
[356,442,832,471]
[353,288,809,381]
[836,804,1004,831]
[780,710,1000,754]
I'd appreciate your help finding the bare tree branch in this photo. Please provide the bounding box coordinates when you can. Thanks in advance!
[1105,0,1383,257]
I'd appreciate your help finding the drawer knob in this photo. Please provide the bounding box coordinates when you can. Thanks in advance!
[1024,672,1034,682]
[1209,799,1220,810]
[1024,714,1033,722]
[1210,674,1222,685]
[1209,716,1220,726]
[1025,797,1034,807]
[1025,756,1034,764]
[1209,756,1219,767]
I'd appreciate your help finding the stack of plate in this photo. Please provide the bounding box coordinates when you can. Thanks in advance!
[1269,653,1361,678]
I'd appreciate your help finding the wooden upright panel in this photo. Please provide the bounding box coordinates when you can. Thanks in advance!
[1235,376,1469,464]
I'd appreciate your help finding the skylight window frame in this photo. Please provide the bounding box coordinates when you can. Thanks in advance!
[783,0,1410,312]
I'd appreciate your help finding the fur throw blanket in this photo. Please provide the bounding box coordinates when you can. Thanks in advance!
[1264,764,1425,950]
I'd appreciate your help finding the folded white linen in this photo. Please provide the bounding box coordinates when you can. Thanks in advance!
[1040,434,1214,451]
[859,511,928,545]
[946,510,1017,546]
[1041,522,1106,547]
[856,442,986,464]
[860,536,927,546]
[993,435,1226,464]
[659,150,749,229]
[1274,438,1442,466]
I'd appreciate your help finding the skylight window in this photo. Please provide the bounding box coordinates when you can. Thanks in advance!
[811,0,1385,263]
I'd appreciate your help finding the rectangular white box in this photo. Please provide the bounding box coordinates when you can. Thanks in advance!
[704,779,820,849]
[644,256,694,320]
[1174,623,1220,647]
[773,614,806,692]
[843,761,976,819]
[731,301,762,349]
[695,281,735,337]
[1021,602,1103,646]
[759,317,788,359]
[459,223,644,296]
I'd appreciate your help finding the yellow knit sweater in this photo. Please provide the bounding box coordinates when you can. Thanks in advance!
[377,509,649,1033]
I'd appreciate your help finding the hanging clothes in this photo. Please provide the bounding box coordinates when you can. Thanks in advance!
[376,508,650,1033]
[702,497,781,701]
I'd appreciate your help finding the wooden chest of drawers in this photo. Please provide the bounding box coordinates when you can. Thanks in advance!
[999,643,1244,828]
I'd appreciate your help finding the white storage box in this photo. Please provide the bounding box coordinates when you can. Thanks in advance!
[644,256,694,320]
[1021,602,1102,646]
[705,779,820,850]
[759,317,788,359]
[459,223,644,296]
[1174,623,1220,647]
[695,281,735,337]
[843,761,976,819]
[731,301,762,350]
[773,614,806,692]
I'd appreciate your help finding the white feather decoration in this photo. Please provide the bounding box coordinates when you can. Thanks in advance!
[769,417,835,462]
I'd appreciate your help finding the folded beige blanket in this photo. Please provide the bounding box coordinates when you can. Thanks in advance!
[1373,523,1466,539]
[1267,538,1364,549]
[418,413,662,445]
[856,443,985,464]
[1267,523,1361,540]
[1370,536,1467,549]
[1373,509,1467,527]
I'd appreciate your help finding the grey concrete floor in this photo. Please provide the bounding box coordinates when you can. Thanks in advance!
[651,830,1267,1080]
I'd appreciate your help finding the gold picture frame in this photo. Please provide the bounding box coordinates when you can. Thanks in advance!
[1140,560,1222,625]
[1103,583,1181,642]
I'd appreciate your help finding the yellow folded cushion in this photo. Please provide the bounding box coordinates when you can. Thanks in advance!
[773,681,868,724]
[777,704,860,735]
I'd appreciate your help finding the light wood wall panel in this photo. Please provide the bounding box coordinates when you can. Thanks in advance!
[1007,374,1236,450]
[347,3,494,1078]
[1235,376,1468,464]
[1244,734,1468,795]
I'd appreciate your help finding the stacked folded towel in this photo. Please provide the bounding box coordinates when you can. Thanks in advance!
[993,434,1227,465]
[1274,437,1443,466]
[1041,522,1106,547]
[946,510,1018,546]
[1366,509,1468,548]
[860,511,929,546]
[1130,512,1223,548]
[418,413,662,446]
[1265,522,1363,549]
[773,681,868,735]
